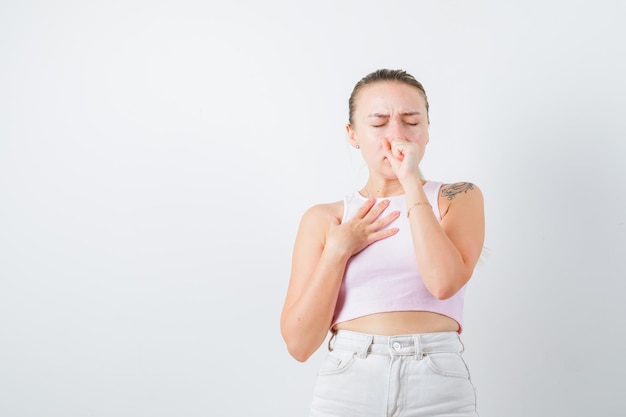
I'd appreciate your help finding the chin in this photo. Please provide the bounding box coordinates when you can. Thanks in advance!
[382,169,398,180]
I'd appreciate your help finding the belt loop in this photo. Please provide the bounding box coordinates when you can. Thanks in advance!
[413,335,423,360]
[328,331,337,352]
[356,335,373,359]
[457,333,465,353]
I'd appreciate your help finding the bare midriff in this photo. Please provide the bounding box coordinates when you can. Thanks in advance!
[332,311,459,335]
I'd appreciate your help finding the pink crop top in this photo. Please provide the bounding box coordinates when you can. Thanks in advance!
[331,181,467,333]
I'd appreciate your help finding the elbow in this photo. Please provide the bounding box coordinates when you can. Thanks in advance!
[280,321,317,363]
[431,286,457,300]
[426,271,471,300]
[283,333,316,362]
[287,344,314,363]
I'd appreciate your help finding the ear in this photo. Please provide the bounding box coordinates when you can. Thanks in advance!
[346,124,359,148]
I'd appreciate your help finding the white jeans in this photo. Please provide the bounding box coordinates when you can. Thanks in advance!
[310,330,479,417]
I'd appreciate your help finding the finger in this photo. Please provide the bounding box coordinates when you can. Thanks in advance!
[351,199,391,226]
[354,197,377,219]
[366,226,400,245]
[384,150,401,173]
[391,139,410,158]
[369,209,401,230]
[394,139,421,158]
[361,199,392,222]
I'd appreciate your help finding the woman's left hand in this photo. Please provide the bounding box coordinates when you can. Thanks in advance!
[384,138,421,181]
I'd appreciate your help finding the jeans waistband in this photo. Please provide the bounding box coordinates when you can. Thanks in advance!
[329,329,464,359]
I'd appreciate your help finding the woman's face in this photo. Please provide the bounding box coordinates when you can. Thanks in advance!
[347,81,430,178]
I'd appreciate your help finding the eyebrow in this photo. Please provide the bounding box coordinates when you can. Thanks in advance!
[368,111,422,118]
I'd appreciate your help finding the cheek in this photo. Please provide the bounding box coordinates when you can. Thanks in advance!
[417,134,426,145]
[362,135,388,150]
[417,139,428,161]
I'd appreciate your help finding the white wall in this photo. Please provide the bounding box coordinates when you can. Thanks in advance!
[1,1,625,416]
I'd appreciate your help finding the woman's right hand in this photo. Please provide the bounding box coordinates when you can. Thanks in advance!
[324,198,400,257]
[280,197,400,361]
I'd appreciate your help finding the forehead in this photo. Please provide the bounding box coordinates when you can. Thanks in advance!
[355,81,426,113]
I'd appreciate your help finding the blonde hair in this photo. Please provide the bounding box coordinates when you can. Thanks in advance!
[348,69,430,125]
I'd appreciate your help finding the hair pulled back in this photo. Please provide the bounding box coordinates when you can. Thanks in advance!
[348,69,429,125]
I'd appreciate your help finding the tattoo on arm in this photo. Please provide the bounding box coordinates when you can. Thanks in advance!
[441,182,475,200]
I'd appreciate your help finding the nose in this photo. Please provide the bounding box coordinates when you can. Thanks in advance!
[385,118,408,141]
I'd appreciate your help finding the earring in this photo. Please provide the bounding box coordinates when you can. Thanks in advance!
[355,144,360,149]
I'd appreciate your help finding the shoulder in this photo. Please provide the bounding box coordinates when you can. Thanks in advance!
[294,200,344,247]
[439,182,482,200]
[299,200,344,227]
[437,182,483,217]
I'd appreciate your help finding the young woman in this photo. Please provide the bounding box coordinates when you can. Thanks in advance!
[280,69,485,417]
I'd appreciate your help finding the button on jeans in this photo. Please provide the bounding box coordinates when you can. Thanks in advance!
[309,330,479,417]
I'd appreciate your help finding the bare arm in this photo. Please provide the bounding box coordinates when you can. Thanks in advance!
[384,138,485,300]
[280,199,400,362]
[404,180,485,299]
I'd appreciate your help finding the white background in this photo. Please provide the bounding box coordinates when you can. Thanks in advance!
[1,1,625,416]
